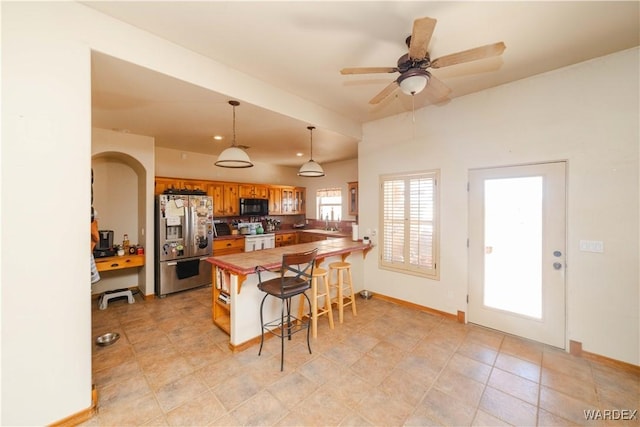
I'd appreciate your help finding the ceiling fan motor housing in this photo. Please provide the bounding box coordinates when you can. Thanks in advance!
[397,53,431,73]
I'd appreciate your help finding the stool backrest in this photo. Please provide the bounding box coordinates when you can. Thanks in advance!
[279,248,318,287]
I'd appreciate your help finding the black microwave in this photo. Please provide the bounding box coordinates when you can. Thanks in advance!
[239,198,269,216]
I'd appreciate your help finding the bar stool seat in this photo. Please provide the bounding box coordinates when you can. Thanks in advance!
[329,261,357,323]
[298,267,334,338]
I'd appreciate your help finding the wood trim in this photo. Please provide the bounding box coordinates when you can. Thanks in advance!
[50,384,97,426]
[229,333,265,352]
[372,292,462,322]
[569,340,640,375]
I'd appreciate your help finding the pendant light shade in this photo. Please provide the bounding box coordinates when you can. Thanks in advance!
[298,126,325,177]
[215,100,253,168]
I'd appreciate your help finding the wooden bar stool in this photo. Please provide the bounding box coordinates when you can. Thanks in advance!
[329,261,357,323]
[298,267,334,338]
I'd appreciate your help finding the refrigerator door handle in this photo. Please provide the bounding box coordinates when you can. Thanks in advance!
[184,202,191,258]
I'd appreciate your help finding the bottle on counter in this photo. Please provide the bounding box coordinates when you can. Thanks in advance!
[123,234,130,251]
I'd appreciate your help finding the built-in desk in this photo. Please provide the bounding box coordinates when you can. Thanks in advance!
[207,238,372,350]
[94,254,145,309]
[95,254,145,272]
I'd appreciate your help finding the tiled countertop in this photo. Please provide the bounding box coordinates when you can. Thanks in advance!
[215,228,350,241]
[206,237,371,276]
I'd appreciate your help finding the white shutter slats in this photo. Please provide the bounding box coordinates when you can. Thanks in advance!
[382,180,405,263]
[381,171,439,278]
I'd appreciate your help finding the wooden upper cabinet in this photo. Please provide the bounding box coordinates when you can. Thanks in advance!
[294,187,306,214]
[348,181,358,216]
[239,184,268,199]
[155,177,304,217]
[281,187,294,214]
[154,177,177,195]
[182,180,208,193]
[154,177,209,195]
[210,182,239,217]
[268,186,282,214]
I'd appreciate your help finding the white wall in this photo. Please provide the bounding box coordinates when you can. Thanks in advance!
[2,3,360,423]
[2,3,93,424]
[1,2,637,424]
[298,158,359,220]
[92,128,155,296]
[156,147,358,220]
[156,146,302,186]
[359,48,639,365]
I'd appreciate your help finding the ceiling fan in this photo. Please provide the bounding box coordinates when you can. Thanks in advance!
[340,17,506,105]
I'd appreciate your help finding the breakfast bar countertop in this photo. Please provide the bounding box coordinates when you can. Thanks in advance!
[206,237,371,277]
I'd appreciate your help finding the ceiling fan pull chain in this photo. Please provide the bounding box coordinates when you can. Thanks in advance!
[412,95,416,123]
[412,95,416,139]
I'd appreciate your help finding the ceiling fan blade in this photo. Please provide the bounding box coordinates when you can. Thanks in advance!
[424,74,452,102]
[369,81,399,105]
[340,67,397,75]
[409,17,437,60]
[431,42,506,69]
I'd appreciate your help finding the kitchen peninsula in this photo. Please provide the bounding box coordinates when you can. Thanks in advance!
[207,237,372,350]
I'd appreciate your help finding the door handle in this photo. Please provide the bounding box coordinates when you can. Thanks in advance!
[553,262,562,270]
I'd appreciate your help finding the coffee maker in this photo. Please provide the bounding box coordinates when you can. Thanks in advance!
[94,230,115,258]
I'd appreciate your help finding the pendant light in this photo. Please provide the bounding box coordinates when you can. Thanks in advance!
[298,126,325,177]
[215,100,253,168]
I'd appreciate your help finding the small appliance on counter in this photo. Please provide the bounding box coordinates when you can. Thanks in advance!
[213,221,231,237]
[94,230,115,258]
[237,222,262,235]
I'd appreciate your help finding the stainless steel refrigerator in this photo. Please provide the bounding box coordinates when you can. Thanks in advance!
[155,193,213,297]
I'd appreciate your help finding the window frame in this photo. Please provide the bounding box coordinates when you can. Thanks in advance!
[379,170,440,280]
[316,188,343,221]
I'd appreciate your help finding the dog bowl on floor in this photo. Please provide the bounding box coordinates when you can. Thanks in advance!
[96,332,120,346]
[359,290,373,299]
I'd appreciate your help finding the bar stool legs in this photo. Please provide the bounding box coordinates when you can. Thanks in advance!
[298,268,334,338]
[329,261,357,323]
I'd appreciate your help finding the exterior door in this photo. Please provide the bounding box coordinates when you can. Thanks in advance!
[468,162,566,348]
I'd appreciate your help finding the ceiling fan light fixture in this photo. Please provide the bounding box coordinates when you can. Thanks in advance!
[298,126,325,177]
[215,100,254,168]
[398,69,429,95]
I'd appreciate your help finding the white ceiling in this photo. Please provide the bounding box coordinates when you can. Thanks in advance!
[87,1,639,168]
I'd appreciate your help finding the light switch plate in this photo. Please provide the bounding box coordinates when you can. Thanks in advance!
[579,240,604,253]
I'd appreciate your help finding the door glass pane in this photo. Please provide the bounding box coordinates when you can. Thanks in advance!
[484,177,542,318]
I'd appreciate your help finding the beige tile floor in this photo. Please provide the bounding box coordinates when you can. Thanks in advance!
[85,287,639,426]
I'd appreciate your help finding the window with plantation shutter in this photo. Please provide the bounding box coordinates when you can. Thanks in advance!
[380,171,439,279]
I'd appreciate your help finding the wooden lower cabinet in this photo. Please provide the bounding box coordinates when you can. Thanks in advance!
[275,232,297,247]
[213,238,244,255]
[297,233,327,244]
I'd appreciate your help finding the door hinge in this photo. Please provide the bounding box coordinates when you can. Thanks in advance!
[467,182,470,191]
[466,294,469,303]
[467,238,469,248]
